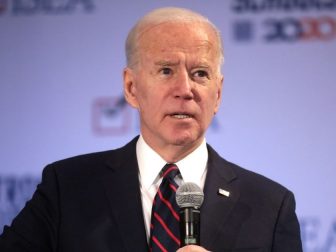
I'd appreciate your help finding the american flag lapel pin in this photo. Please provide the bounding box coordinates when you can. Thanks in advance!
[218,188,230,197]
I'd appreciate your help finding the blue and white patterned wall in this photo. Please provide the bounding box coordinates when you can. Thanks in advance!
[1,1,335,251]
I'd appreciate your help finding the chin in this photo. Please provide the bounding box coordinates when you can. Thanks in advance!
[169,132,200,147]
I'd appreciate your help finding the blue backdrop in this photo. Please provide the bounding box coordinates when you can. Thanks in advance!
[1,1,335,251]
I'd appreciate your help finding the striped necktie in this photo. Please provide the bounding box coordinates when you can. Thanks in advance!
[149,163,181,252]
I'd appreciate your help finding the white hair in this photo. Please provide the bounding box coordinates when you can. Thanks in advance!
[125,7,224,68]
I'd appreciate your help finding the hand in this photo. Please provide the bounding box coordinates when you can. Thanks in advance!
[177,245,211,252]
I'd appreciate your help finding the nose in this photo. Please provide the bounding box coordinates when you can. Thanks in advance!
[173,70,194,100]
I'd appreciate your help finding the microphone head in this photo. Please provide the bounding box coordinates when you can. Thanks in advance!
[176,182,204,209]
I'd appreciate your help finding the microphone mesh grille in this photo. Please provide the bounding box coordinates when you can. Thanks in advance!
[176,182,204,208]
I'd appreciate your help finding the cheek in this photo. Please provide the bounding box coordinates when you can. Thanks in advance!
[138,90,162,118]
[199,93,219,122]
[133,80,151,107]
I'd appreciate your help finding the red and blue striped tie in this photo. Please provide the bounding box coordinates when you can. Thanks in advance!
[149,163,181,252]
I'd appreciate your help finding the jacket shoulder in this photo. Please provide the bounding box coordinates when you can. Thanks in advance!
[45,136,138,178]
[208,144,291,199]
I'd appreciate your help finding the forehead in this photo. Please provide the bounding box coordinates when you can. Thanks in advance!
[137,22,219,62]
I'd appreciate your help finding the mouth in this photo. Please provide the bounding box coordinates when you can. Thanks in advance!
[169,113,193,119]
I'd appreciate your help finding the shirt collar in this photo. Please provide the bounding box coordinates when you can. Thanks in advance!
[137,135,167,191]
[137,135,208,190]
[176,139,208,186]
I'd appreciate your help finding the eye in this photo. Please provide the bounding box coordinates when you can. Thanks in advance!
[193,70,209,79]
[160,67,172,75]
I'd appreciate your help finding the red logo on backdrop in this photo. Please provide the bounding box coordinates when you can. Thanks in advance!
[264,16,336,42]
[300,16,336,40]
[92,96,132,136]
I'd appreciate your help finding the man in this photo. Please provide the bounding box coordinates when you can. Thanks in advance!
[0,7,302,252]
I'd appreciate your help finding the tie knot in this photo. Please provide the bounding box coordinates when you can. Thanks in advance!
[160,163,180,180]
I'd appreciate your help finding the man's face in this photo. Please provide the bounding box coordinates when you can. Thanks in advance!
[124,22,223,159]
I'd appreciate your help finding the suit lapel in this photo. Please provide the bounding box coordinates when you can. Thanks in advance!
[102,138,148,252]
[200,145,240,249]
[100,139,240,251]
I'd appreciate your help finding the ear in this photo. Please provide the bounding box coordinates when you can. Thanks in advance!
[214,75,224,114]
[123,67,139,109]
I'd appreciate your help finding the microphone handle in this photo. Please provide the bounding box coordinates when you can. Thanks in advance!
[179,207,201,246]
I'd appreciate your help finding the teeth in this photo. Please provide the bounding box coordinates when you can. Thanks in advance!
[171,114,191,119]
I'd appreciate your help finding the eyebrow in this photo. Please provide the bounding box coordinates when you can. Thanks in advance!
[154,60,181,66]
[154,60,212,69]
[196,63,211,68]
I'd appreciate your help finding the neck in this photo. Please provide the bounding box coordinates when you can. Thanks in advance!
[141,136,204,163]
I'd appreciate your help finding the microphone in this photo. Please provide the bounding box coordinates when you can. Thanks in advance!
[176,182,204,246]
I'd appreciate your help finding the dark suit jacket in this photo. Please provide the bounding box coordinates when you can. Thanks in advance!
[0,137,302,252]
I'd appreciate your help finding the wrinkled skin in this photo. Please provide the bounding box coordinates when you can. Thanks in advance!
[124,21,223,163]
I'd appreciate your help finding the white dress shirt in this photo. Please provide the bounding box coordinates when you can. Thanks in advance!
[136,135,208,240]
